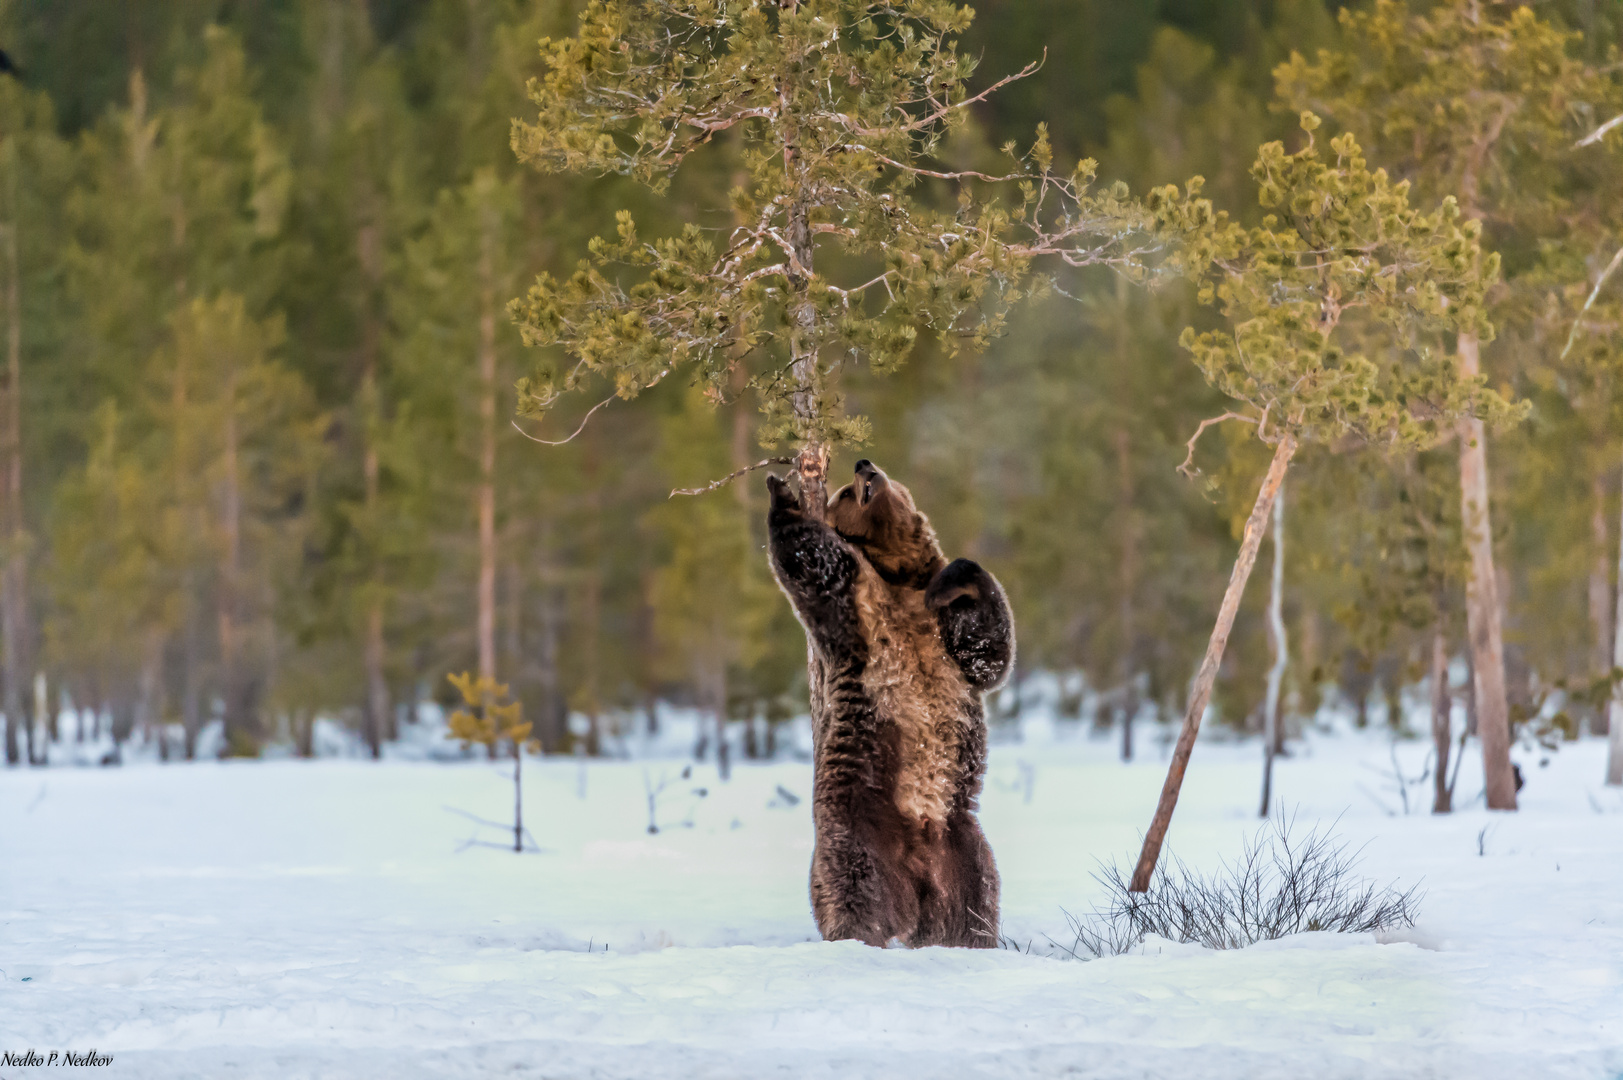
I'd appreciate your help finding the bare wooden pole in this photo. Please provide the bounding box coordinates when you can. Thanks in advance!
[1130,431,1296,892]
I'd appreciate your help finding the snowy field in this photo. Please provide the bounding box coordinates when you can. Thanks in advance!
[3,723,1622,1080]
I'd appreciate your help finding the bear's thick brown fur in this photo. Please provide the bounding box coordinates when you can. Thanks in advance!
[766,459,1014,947]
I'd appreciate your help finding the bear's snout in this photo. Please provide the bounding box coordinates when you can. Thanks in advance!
[852,459,887,505]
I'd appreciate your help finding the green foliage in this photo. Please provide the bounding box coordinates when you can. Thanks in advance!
[507,0,1176,452]
[1178,117,1513,450]
[11,0,1623,764]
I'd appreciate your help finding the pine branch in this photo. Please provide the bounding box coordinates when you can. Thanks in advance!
[670,456,794,498]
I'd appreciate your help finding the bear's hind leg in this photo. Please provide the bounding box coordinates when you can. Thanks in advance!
[913,812,999,948]
[809,810,915,947]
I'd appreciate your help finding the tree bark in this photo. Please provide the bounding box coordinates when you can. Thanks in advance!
[218,363,251,755]
[784,190,829,518]
[1431,624,1453,813]
[1608,442,1623,785]
[477,210,498,686]
[1115,427,1139,763]
[0,153,27,768]
[1131,432,1297,891]
[0,207,17,767]
[1591,473,1613,682]
[359,219,390,759]
[1456,332,1516,810]
[139,629,165,762]
[1260,478,1287,818]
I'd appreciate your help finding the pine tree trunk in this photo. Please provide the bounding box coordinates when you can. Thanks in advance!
[1431,624,1453,813]
[784,193,829,519]
[1456,333,1516,810]
[477,211,498,687]
[512,737,524,852]
[218,365,250,755]
[1260,479,1287,818]
[1,183,25,767]
[361,407,387,758]
[535,521,566,753]
[181,603,200,759]
[359,218,390,759]
[1131,431,1297,892]
[1607,443,1623,785]
[1591,473,1613,683]
[0,226,14,765]
[140,629,164,762]
[1115,427,1139,763]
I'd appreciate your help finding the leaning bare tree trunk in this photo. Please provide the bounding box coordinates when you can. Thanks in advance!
[1131,432,1297,892]
[1456,333,1516,810]
[1430,624,1453,813]
[1259,478,1287,818]
[1608,444,1623,785]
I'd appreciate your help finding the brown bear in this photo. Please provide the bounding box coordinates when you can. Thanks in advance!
[766,459,1014,948]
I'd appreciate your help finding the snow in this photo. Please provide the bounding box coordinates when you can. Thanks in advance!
[3,723,1622,1079]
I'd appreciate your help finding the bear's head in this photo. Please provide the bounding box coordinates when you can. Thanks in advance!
[828,460,947,588]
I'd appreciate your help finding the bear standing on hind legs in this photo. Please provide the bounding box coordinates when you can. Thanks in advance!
[766,459,1014,948]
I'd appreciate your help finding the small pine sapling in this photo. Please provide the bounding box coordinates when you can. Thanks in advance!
[1128,115,1516,892]
[446,672,539,852]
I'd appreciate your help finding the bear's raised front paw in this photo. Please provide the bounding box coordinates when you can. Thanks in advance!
[766,473,804,520]
[926,557,986,610]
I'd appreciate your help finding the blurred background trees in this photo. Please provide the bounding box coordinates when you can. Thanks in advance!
[2,0,1620,775]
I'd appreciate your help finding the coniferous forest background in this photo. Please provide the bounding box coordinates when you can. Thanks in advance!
[2,0,1622,767]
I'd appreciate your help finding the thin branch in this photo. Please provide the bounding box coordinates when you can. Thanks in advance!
[901,53,1045,133]
[1178,411,1258,478]
[1576,112,1623,148]
[1560,243,1623,361]
[512,394,616,446]
[670,456,795,498]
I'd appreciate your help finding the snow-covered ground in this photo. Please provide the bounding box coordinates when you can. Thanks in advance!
[3,724,1621,1079]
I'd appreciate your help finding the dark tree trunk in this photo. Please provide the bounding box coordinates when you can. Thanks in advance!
[1431,625,1453,814]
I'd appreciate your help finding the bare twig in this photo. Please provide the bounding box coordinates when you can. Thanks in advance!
[1576,112,1623,148]
[1177,411,1258,478]
[670,456,794,498]
[1559,243,1623,361]
[512,394,617,446]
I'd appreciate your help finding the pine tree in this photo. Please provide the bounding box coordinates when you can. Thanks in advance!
[507,0,1182,516]
[1275,0,1607,809]
[1129,116,1510,890]
[0,73,67,764]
